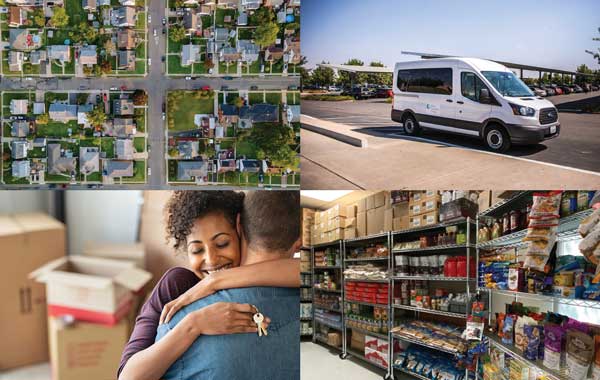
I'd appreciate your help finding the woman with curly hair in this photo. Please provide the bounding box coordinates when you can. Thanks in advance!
[118,191,299,380]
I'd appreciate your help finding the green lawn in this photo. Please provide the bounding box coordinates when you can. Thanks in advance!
[248,93,264,104]
[80,137,101,148]
[36,121,77,138]
[215,9,236,27]
[168,91,214,132]
[265,92,282,105]
[136,12,146,30]
[168,55,192,74]
[28,147,47,158]
[45,92,69,105]
[121,160,145,183]
[45,173,71,183]
[237,27,254,40]
[219,61,236,75]
[135,109,146,132]
[3,123,11,137]
[3,92,32,108]
[287,92,300,105]
[83,171,102,182]
[100,138,114,158]
[45,29,71,45]
[235,139,258,159]
[133,137,145,152]
[65,0,86,26]
[168,37,183,54]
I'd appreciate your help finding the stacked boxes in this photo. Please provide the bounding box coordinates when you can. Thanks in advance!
[351,329,365,352]
[300,249,311,273]
[408,191,441,228]
[354,191,393,237]
[344,204,357,239]
[345,282,389,305]
[365,335,389,368]
[310,204,349,244]
[0,213,65,369]
[302,208,315,247]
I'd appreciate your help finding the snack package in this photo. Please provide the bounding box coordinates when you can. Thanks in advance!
[529,191,563,220]
[543,324,565,370]
[523,227,557,242]
[502,315,516,345]
[515,316,536,351]
[566,330,594,380]
[528,218,559,228]
[579,207,600,237]
[526,239,556,256]
[524,255,550,272]
[579,224,600,256]
[524,325,542,361]
[592,335,600,380]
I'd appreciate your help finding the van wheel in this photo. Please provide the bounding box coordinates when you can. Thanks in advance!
[484,125,511,153]
[402,114,421,136]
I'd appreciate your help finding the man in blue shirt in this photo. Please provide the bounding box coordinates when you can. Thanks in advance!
[156,192,301,380]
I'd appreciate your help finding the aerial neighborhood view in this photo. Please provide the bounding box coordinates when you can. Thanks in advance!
[0,0,302,188]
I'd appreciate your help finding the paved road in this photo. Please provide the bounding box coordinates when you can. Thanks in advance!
[302,93,600,173]
[0,1,298,188]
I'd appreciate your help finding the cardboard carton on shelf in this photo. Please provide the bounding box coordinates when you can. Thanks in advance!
[0,213,66,370]
[357,197,367,213]
[357,212,367,237]
[393,216,409,231]
[30,255,152,325]
[326,204,348,220]
[344,227,357,240]
[300,261,311,273]
[346,204,357,219]
[384,208,393,231]
[344,217,356,229]
[326,216,346,232]
[409,211,440,228]
[82,242,146,269]
[392,202,409,218]
[367,207,385,236]
[327,332,342,347]
[48,315,130,380]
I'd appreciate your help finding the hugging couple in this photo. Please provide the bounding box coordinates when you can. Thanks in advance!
[118,191,301,380]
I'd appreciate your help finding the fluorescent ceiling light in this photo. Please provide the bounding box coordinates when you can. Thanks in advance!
[301,190,353,202]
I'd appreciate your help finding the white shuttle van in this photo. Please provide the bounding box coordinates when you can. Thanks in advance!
[391,58,560,152]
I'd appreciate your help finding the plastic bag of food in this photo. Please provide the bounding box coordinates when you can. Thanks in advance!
[543,324,565,370]
[523,226,557,242]
[529,191,563,220]
[526,238,556,257]
[515,316,536,351]
[580,224,600,255]
[524,325,542,361]
[579,207,600,238]
[502,314,516,345]
[528,218,559,228]
[566,330,594,380]
[524,255,550,272]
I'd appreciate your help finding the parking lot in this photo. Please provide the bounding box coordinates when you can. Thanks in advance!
[300,92,600,189]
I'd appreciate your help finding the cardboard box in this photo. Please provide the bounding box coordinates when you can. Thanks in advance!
[351,330,365,351]
[326,204,347,220]
[367,207,385,235]
[314,210,321,224]
[372,191,388,209]
[384,208,393,232]
[409,211,439,228]
[48,316,130,380]
[357,212,367,237]
[393,216,409,231]
[365,335,379,350]
[31,256,152,323]
[410,199,441,216]
[82,242,146,268]
[327,332,342,347]
[392,202,409,218]
[357,197,367,213]
[365,347,389,368]
[0,213,66,370]
[326,217,346,232]
[344,227,357,239]
[329,228,344,241]
[344,217,356,229]
[377,338,389,355]
[346,204,357,219]
[366,194,375,210]
[477,191,492,213]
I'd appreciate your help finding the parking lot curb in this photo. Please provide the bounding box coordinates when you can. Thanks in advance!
[301,115,368,148]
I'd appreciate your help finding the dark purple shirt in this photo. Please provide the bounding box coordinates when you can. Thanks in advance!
[118,267,200,377]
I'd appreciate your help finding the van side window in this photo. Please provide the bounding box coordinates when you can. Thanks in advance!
[461,72,487,102]
[397,68,453,95]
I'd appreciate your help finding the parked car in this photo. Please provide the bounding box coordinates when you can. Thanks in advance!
[343,86,374,100]
[162,28,166,35]
[529,86,546,97]
[541,85,556,96]
[572,85,583,93]
[250,85,258,90]
[147,58,151,66]
[185,76,192,80]
[162,103,166,112]
[558,85,571,95]
[162,112,166,120]
[153,29,157,37]
[109,86,118,91]
[147,14,151,24]
[201,86,211,91]
[375,87,393,98]
[161,56,165,62]
[591,85,599,91]
[162,17,166,25]
[391,58,560,152]
[288,85,298,90]
[223,76,233,80]
[328,85,341,92]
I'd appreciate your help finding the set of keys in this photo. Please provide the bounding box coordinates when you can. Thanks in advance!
[252,305,268,337]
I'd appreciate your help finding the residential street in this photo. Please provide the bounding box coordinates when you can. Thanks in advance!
[0,0,299,188]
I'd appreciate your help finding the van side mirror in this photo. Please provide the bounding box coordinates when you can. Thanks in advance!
[479,88,491,103]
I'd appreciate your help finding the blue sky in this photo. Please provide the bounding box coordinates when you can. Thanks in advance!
[301,0,600,73]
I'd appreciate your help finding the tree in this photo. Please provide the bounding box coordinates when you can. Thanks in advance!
[100,59,112,74]
[79,22,98,43]
[32,9,46,27]
[299,66,310,90]
[366,61,392,86]
[250,7,275,25]
[133,90,148,105]
[254,21,279,48]
[104,39,116,56]
[170,25,186,42]
[36,113,49,125]
[173,0,184,8]
[242,124,298,169]
[87,106,107,127]
[234,97,244,108]
[585,27,600,64]
[310,64,335,87]
[50,7,69,28]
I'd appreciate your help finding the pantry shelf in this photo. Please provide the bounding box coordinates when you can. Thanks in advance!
[314,319,343,331]
[315,335,342,351]
[313,287,341,293]
[392,275,475,282]
[313,304,342,313]
[392,304,467,319]
[392,218,470,236]
[478,288,600,309]
[312,240,342,248]
[392,333,461,355]
[393,366,431,380]
[485,334,566,380]
[346,348,387,370]
[344,257,389,262]
[345,232,389,243]
[392,243,474,254]
[344,323,388,340]
[476,228,527,249]
[313,266,341,270]
[345,278,389,283]
[479,191,533,218]
[345,300,388,308]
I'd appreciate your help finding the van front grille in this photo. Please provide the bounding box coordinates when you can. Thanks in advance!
[539,108,558,125]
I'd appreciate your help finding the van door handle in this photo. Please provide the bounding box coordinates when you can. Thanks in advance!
[457,101,464,104]
[446,99,453,103]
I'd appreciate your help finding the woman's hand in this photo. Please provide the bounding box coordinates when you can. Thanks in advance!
[186,302,271,336]
[160,277,217,324]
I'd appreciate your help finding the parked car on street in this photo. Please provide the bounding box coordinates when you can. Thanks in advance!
[343,86,374,100]
[391,57,560,152]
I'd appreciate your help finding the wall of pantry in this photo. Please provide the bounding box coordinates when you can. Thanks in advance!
[302,190,591,324]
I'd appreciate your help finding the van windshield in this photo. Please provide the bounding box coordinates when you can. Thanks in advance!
[481,71,534,97]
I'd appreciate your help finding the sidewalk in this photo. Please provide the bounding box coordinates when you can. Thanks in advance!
[301,116,600,189]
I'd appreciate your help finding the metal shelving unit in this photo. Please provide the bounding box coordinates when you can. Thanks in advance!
[340,232,393,380]
[390,217,475,380]
[475,192,594,380]
[311,240,344,349]
[300,246,313,338]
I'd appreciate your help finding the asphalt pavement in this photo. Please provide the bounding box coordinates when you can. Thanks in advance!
[0,0,299,189]
[301,93,600,173]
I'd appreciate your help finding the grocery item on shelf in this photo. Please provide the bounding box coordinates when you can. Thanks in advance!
[343,264,388,281]
[439,197,479,222]
[300,287,312,300]
[314,292,341,311]
[392,320,468,354]
[314,309,342,330]
[300,321,313,336]
[300,303,312,319]
[314,248,341,267]
[394,345,467,380]
[395,254,475,278]
[314,271,339,290]
[345,281,389,305]
[347,244,389,260]
[394,280,474,314]
[301,272,312,286]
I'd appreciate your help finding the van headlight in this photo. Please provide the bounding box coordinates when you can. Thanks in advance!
[509,103,535,117]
